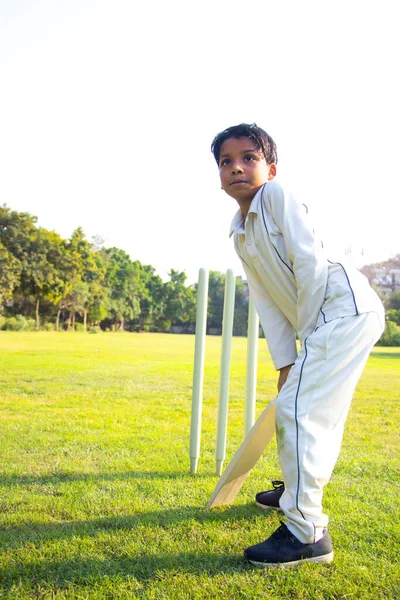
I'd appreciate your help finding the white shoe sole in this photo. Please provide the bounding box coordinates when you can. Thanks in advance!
[255,500,283,511]
[248,551,334,568]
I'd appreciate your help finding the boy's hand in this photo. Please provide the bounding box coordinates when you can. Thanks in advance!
[278,364,294,392]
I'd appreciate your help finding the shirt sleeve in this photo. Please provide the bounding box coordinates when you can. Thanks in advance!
[240,258,298,370]
[264,181,328,345]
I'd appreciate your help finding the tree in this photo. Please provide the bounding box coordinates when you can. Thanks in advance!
[61,280,90,331]
[386,309,400,326]
[66,228,107,331]
[233,277,249,336]
[20,228,68,329]
[0,242,21,310]
[0,206,37,261]
[131,263,166,331]
[0,206,36,315]
[205,271,249,336]
[54,250,82,332]
[103,248,143,330]
[385,290,400,311]
[163,269,196,331]
[86,276,109,327]
[379,320,400,346]
[0,206,82,326]
[206,271,226,333]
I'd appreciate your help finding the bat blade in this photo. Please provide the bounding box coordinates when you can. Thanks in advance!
[207,399,276,509]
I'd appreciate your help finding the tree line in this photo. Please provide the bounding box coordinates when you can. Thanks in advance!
[0,206,250,334]
[1,205,400,343]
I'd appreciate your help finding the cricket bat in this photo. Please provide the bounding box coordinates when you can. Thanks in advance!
[207,398,276,509]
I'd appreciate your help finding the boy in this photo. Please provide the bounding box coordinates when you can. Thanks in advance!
[211,123,384,568]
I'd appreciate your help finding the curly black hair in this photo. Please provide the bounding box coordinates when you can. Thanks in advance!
[211,123,278,165]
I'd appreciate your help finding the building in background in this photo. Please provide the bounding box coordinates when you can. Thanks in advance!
[361,255,400,298]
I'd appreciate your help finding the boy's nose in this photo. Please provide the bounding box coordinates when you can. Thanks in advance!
[231,162,244,174]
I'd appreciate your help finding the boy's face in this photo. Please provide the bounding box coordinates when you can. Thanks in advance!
[218,137,276,206]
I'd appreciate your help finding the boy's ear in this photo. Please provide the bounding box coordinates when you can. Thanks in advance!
[268,164,277,181]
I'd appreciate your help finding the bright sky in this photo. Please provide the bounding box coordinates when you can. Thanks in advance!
[1,0,399,284]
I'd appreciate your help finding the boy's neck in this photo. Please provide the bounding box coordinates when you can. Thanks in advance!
[238,203,250,219]
[236,196,254,219]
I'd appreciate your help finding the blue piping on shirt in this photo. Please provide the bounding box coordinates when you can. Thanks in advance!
[294,336,308,521]
[260,188,295,275]
[240,256,252,271]
[327,260,359,315]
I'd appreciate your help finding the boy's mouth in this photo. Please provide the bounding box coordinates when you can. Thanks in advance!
[230,179,248,186]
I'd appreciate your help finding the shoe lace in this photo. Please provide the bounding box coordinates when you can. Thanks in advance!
[272,480,284,490]
[269,522,292,543]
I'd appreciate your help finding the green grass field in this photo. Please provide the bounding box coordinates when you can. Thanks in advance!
[0,332,399,599]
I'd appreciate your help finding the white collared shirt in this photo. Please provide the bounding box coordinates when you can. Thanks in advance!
[230,180,383,370]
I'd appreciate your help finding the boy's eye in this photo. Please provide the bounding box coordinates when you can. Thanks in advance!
[220,158,231,166]
[244,155,256,161]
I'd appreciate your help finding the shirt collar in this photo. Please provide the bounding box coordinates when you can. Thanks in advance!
[228,184,264,237]
[229,209,245,237]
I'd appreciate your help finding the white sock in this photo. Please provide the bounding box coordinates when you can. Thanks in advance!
[314,526,326,542]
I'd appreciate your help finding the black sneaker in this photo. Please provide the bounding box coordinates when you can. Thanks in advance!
[244,523,333,568]
[255,480,284,511]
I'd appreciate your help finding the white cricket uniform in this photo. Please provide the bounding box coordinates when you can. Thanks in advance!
[230,180,384,543]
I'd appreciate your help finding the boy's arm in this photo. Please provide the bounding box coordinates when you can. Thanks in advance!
[278,364,293,392]
[264,182,328,345]
[241,262,298,370]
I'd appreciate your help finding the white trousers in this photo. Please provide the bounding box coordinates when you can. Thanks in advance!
[276,310,384,543]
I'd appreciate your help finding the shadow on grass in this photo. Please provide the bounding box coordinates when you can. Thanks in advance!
[0,550,251,592]
[0,469,213,487]
[0,503,262,550]
[0,504,267,591]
